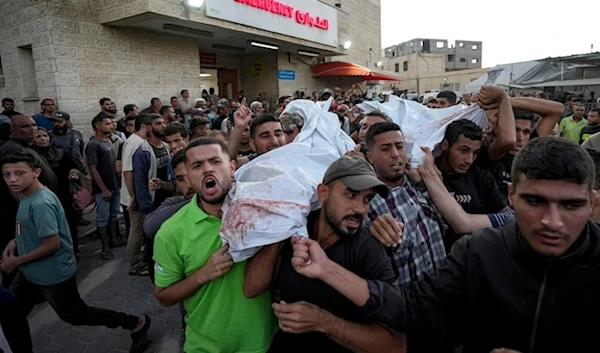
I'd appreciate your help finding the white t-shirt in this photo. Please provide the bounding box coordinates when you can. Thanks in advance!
[120,133,146,206]
[179,98,194,116]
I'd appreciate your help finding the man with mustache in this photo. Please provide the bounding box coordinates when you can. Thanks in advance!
[153,138,277,353]
[290,137,600,353]
[244,156,406,353]
[49,112,85,173]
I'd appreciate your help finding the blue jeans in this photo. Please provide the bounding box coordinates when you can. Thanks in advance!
[94,189,121,228]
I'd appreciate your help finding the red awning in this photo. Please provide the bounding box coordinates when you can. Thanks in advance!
[312,62,406,81]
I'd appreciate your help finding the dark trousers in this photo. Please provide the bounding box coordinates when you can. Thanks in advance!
[10,272,138,330]
[144,236,155,284]
[59,194,79,253]
[0,286,32,353]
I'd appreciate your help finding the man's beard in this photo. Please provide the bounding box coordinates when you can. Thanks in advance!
[109,109,118,114]
[325,203,361,238]
[53,125,69,135]
[152,130,164,138]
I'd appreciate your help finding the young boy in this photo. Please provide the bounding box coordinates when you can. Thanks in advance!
[0,151,151,353]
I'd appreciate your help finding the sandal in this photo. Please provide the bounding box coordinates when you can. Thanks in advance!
[129,267,150,276]
[101,250,114,260]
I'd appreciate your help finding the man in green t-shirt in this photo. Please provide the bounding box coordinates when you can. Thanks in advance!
[0,151,151,353]
[153,137,276,353]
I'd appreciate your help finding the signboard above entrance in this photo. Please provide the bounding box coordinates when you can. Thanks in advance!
[205,0,339,47]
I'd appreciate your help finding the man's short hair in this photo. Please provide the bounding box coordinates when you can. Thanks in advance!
[91,114,109,129]
[513,107,535,121]
[590,108,600,115]
[190,117,210,133]
[278,95,292,105]
[123,104,137,116]
[209,130,229,141]
[170,96,178,101]
[2,98,14,104]
[99,98,111,106]
[181,89,188,95]
[365,110,392,122]
[437,91,457,104]
[125,115,137,123]
[164,122,188,138]
[184,137,229,163]
[250,113,281,139]
[512,137,595,191]
[585,148,600,190]
[159,105,172,115]
[444,119,483,146]
[572,98,584,105]
[151,97,160,105]
[171,150,186,170]
[135,114,153,131]
[366,122,402,149]
[0,151,40,170]
[41,98,54,106]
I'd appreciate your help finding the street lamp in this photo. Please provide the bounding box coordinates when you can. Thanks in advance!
[184,0,204,8]
[376,61,383,68]
[342,40,352,50]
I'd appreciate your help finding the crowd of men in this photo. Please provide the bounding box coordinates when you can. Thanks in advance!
[1,84,600,353]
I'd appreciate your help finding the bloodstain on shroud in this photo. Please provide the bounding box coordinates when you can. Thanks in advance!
[221,198,311,247]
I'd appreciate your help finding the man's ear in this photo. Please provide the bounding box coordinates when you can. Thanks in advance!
[317,183,328,203]
[33,167,42,179]
[365,150,373,164]
[441,139,449,152]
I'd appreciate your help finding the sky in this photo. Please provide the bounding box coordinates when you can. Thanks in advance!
[380,0,600,68]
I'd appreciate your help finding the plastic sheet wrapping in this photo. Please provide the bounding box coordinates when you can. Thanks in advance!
[357,98,489,167]
[220,98,355,262]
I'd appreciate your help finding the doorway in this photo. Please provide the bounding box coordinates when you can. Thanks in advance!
[218,69,238,100]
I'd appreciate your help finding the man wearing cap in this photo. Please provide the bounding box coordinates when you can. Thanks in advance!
[279,112,304,144]
[212,98,230,130]
[244,156,405,353]
[49,112,85,172]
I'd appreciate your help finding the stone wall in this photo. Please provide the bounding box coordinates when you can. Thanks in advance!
[0,0,202,135]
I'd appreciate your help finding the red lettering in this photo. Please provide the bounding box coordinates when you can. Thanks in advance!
[234,0,330,30]
[295,10,305,25]
[265,0,271,12]
[271,0,278,14]
[257,0,265,10]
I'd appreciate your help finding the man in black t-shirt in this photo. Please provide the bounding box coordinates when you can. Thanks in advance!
[86,115,121,260]
[436,120,510,251]
[244,156,406,353]
[580,108,600,144]
[488,99,564,197]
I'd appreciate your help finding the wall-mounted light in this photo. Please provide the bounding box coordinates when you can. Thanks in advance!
[376,61,383,67]
[199,73,211,77]
[298,50,320,57]
[342,40,352,50]
[183,0,204,8]
[249,41,279,51]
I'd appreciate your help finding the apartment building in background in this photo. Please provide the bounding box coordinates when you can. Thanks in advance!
[382,38,487,93]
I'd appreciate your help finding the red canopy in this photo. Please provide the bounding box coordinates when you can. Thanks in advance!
[312,62,406,81]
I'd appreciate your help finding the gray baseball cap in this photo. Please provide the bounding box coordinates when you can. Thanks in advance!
[217,98,229,108]
[323,156,388,198]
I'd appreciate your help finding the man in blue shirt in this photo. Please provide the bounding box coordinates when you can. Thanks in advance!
[0,151,151,353]
[32,98,56,131]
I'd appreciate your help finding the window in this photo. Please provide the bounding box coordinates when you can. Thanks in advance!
[472,44,478,50]
[436,41,444,48]
[420,41,424,46]
[459,42,464,48]
[395,63,400,73]
[403,61,408,71]
[471,58,479,64]
[17,45,38,99]
[459,58,466,63]
[454,83,460,91]
[0,57,4,87]
[448,54,455,61]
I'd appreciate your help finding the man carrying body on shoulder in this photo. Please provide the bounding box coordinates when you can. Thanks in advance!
[153,138,277,353]
[244,156,406,353]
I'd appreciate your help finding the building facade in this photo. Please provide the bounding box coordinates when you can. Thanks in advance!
[0,0,381,132]
[382,51,488,93]
[384,38,482,71]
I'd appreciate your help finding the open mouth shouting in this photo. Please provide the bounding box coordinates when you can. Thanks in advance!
[203,176,219,197]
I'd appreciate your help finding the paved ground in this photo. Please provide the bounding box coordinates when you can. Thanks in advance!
[28,239,185,353]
